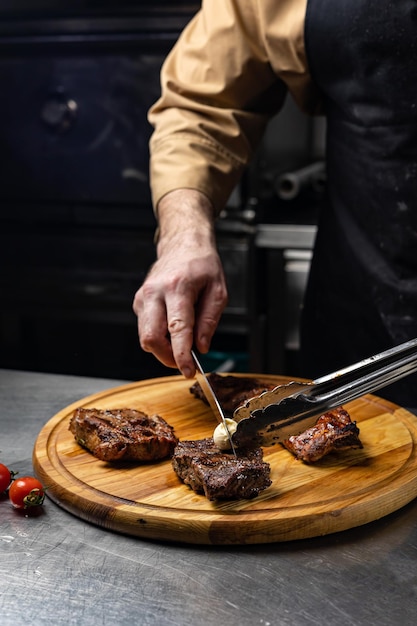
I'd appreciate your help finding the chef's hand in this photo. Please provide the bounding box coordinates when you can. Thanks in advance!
[133,189,228,378]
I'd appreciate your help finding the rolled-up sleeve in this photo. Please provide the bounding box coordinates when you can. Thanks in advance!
[148,0,287,212]
[148,0,319,213]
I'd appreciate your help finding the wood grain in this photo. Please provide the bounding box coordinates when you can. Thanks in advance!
[32,374,417,545]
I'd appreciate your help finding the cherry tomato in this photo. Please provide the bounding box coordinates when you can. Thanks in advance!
[0,463,13,492]
[8,476,45,509]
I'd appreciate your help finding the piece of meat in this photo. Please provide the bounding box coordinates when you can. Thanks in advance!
[190,372,276,418]
[191,374,363,462]
[69,408,178,462]
[282,407,363,463]
[172,438,271,500]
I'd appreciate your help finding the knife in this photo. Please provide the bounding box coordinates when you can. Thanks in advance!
[232,337,417,448]
[191,349,238,457]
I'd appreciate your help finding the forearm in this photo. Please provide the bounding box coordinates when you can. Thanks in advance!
[156,189,216,257]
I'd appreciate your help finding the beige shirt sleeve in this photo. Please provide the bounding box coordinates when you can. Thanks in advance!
[148,0,321,213]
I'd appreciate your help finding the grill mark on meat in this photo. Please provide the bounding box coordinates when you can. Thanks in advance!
[190,374,363,462]
[189,372,276,418]
[282,407,363,463]
[172,438,271,500]
[69,408,178,462]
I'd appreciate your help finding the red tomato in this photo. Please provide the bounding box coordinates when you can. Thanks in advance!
[0,463,13,492]
[8,476,45,509]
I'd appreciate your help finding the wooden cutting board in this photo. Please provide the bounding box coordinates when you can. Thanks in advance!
[33,374,417,545]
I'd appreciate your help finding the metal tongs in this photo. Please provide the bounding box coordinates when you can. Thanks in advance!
[232,338,417,448]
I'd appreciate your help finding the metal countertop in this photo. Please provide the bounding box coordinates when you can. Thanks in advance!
[1,368,417,626]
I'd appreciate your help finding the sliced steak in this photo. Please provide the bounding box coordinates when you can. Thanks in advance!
[282,407,363,463]
[69,408,178,462]
[172,438,271,500]
[190,372,276,417]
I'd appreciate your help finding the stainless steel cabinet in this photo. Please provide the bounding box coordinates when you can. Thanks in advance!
[254,223,317,375]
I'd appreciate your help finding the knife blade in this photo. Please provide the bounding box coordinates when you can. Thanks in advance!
[232,337,417,448]
[191,349,237,457]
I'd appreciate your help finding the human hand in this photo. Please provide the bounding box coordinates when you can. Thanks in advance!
[132,190,228,378]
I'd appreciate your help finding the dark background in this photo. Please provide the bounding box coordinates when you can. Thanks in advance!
[0,1,324,381]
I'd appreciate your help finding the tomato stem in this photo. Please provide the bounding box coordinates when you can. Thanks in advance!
[23,488,45,508]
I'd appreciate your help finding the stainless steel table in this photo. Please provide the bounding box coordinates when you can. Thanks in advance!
[1,368,417,626]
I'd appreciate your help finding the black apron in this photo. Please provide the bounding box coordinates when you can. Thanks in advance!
[300,0,417,404]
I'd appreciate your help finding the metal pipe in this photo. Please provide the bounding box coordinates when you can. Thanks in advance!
[275,161,326,200]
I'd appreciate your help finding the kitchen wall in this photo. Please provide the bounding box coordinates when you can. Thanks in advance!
[0,2,325,380]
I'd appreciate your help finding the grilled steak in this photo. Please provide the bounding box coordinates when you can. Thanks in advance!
[282,407,363,463]
[190,372,275,417]
[191,374,363,462]
[69,408,178,462]
[172,438,271,500]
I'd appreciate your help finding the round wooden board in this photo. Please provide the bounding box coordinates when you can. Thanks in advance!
[33,374,417,545]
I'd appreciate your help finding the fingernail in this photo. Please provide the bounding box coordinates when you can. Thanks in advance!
[182,367,192,379]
